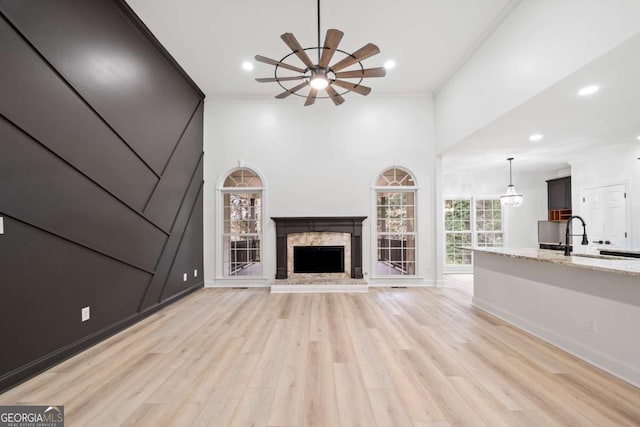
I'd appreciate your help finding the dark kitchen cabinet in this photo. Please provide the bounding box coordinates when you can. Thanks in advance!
[547,177,572,209]
[547,176,572,221]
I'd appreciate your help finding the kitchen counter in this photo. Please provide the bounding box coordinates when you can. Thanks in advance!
[463,246,640,387]
[462,246,640,276]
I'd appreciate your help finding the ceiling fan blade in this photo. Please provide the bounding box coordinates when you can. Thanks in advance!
[332,79,371,96]
[255,55,306,74]
[281,33,315,68]
[256,76,305,83]
[325,85,345,106]
[334,67,386,79]
[330,43,380,72]
[275,81,308,99]
[304,88,318,106]
[319,29,344,68]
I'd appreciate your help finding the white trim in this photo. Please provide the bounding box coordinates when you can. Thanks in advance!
[442,195,506,269]
[206,279,270,288]
[216,164,267,280]
[371,165,420,279]
[371,164,419,187]
[270,284,369,294]
[215,162,268,190]
[473,296,640,388]
[367,277,435,287]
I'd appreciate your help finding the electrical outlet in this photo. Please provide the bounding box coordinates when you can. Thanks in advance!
[183,273,188,282]
[81,306,90,322]
[194,269,198,278]
[586,319,597,333]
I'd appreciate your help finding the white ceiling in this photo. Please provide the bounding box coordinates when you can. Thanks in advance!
[127,0,640,174]
[126,0,514,96]
[441,32,640,174]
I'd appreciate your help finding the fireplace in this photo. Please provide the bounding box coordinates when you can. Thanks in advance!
[294,246,344,273]
[272,217,366,279]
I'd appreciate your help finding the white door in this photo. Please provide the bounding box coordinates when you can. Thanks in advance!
[604,184,627,248]
[581,184,628,250]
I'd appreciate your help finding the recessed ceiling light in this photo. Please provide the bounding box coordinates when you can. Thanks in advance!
[578,85,599,96]
[384,60,396,70]
[636,135,640,141]
[529,134,544,142]
[242,61,254,71]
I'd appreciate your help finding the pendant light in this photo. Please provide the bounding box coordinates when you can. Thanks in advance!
[500,157,524,207]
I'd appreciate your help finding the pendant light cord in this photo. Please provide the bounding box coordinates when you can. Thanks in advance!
[508,157,514,185]
[317,0,321,63]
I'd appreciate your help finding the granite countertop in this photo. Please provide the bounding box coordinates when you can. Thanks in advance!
[460,246,640,277]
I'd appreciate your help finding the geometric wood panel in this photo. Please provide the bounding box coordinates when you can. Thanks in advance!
[0,0,204,392]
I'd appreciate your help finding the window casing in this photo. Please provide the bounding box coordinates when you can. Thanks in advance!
[375,167,417,276]
[221,168,262,277]
[444,197,503,267]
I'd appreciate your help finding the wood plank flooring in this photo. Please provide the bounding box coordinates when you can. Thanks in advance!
[1,275,639,426]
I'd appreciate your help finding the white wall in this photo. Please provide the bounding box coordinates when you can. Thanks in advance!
[442,167,549,250]
[570,142,640,250]
[435,0,640,153]
[203,96,436,286]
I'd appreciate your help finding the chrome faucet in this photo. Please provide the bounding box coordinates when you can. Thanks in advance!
[565,215,588,256]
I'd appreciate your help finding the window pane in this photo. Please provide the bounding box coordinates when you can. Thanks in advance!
[222,174,262,276]
[377,188,417,276]
[223,168,262,188]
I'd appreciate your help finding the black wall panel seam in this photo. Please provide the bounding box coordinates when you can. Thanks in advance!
[160,100,203,176]
[142,100,203,213]
[0,212,155,276]
[0,112,171,237]
[137,155,203,312]
[0,12,162,179]
[167,152,205,232]
[158,182,204,303]
[111,0,205,100]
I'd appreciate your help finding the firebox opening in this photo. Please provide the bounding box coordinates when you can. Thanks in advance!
[294,246,345,274]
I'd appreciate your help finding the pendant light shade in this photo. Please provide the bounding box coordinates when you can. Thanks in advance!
[500,157,523,207]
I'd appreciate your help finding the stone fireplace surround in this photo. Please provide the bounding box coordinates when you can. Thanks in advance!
[272,217,367,280]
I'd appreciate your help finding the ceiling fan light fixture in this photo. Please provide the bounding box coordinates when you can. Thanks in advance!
[309,69,329,89]
[254,0,384,106]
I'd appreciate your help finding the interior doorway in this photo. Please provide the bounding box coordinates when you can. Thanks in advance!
[581,183,628,250]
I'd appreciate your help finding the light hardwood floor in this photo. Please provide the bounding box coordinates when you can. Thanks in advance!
[1,275,639,426]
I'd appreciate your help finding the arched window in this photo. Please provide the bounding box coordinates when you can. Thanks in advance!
[375,167,417,276]
[221,168,262,277]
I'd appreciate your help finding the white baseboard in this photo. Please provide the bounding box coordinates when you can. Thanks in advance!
[205,279,270,288]
[472,297,640,388]
[367,277,434,287]
[270,284,369,294]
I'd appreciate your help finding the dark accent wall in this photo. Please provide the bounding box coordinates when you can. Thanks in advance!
[0,0,205,392]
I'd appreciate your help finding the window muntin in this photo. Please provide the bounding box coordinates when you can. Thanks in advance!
[444,198,503,266]
[223,168,262,188]
[475,199,503,247]
[375,168,417,276]
[222,169,262,277]
[444,199,472,265]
